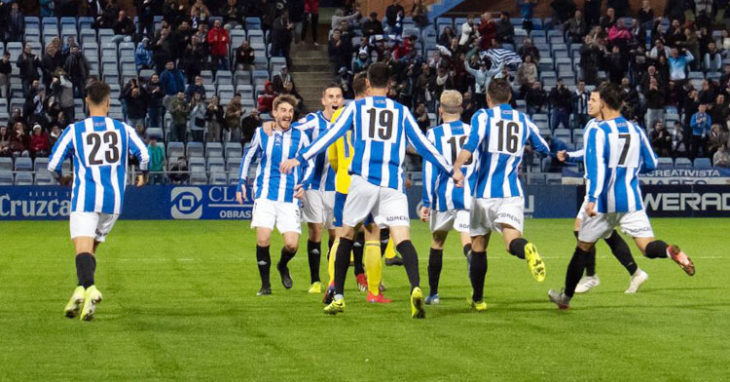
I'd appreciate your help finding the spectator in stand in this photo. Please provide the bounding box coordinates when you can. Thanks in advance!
[234,39,255,71]
[189,0,212,22]
[271,10,294,68]
[41,45,64,88]
[241,109,260,145]
[549,79,572,130]
[439,26,457,48]
[638,0,655,40]
[112,10,135,43]
[207,20,231,71]
[516,54,538,96]
[465,50,501,110]
[328,29,352,74]
[6,2,24,43]
[710,94,729,125]
[362,12,384,37]
[606,45,628,84]
[152,22,174,71]
[690,104,712,159]
[123,78,149,129]
[704,41,723,72]
[414,103,430,133]
[478,12,497,51]
[272,66,294,94]
[257,81,276,113]
[0,126,11,157]
[665,19,685,48]
[708,123,730,156]
[224,93,244,142]
[459,14,477,47]
[29,124,50,158]
[572,80,590,129]
[205,95,224,142]
[583,0,601,27]
[698,79,716,105]
[181,35,207,83]
[135,0,157,40]
[385,0,405,32]
[48,125,62,148]
[222,0,243,28]
[64,45,90,98]
[563,10,586,43]
[351,51,370,74]
[160,61,186,110]
[517,38,540,63]
[168,156,189,184]
[169,91,190,142]
[303,0,321,46]
[9,122,29,158]
[620,77,640,120]
[145,73,165,128]
[678,27,700,70]
[650,120,672,157]
[17,43,42,97]
[189,92,207,141]
[50,69,75,120]
[714,144,730,167]
[147,137,166,185]
[607,19,632,51]
[648,39,671,62]
[185,75,206,102]
[526,81,548,115]
[668,47,693,84]
[644,77,666,132]
[136,38,155,72]
[496,12,514,44]
[0,51,10,99]
[600,7,617,29]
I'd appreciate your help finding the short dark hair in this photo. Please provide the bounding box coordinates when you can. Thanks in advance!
[353,72,368,97]
[367,62,389,88]
[598,81,622,111]
[86,81,111,105]
[323,82,343,95]
[487,78,512,104]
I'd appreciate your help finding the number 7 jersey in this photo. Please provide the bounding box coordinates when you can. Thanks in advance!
[48,116,150,214]
[463,104,550,199]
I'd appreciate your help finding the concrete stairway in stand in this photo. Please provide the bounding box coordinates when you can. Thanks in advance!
[289,44,337,113]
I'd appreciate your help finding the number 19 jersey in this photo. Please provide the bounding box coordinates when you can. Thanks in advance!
[48,116,150,214]
[463,104,550,199]
[298,96,453,192]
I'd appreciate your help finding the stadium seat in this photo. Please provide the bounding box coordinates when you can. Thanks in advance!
[34,170,56,185]
[14,172,33,185]
[207,157,225,172]
[225,142,243,159]
[658,157,673,169]
[189,157,206,173]
[206,142,224,158]
[190,171,208,185]
[0,157,11,171]
[167,142,185,160]
[33,157,49,172]
[14,157,32,172]
[694,158,712,169]
[675,157,692,169]
[187,142,205,158]
[226,158,242,172]
[210,171,228,185]
[0,170,12,185]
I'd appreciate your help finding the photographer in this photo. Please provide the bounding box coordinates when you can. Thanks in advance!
[123,78,149,130]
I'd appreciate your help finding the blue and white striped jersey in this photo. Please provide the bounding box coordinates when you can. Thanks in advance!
[422,121,475,211]
[47,116,149,214]
[463,104,550,199]
[292,111,336,191]
[297,96,453,192]
[585,116,658,213]
[565,118,598,162]
[238,126,312,203]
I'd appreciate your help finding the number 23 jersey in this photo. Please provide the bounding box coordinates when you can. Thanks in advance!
[48,116,150,214]
[463,104,550,199]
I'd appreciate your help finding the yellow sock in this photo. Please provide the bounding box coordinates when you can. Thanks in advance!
[328,239,339,285]
[364,240,382,295]
[384,238,396,259]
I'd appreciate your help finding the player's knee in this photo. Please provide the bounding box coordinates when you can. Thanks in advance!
[256,237,271,247]
[283,238,299,253]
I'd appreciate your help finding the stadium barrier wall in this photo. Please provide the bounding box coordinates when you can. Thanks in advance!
[1,185,727,221]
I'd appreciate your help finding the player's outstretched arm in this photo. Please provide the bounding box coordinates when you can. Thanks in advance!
[584,127,606,207]
[127,123,150,186]
[526,118,551,156]
[637,127,659,174]
[47,126,74,185]
[403,111,453,175]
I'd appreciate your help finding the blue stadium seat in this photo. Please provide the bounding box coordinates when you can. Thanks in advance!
[225,142,243,160]
[0,170,12,185]
[190,171,208,185]
[210,171,228,185]
[206,142,224,158]
[0,157,11,171]
[15,172,34,185]
[675,157,692,168]
[658,157,674,169]
[14,157,32,172]
[187,142,205,158]
[167,142,185,159]
[694,158,712,168]
[35,170,55,185]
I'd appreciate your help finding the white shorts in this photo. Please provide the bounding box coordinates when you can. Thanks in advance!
[470,197,524,236]
[576,198,589,222]
[579,210,654,243]
[250,199,302,234]
[70,212,119,242]
[430,209,470,233]
[301,189,335,229]
[343,175,410,228]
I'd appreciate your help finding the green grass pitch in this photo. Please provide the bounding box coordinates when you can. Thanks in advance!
[0,218,727,381]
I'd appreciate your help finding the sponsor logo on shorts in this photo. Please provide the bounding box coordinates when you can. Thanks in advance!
[497,212,521,223]
[386,215,410,223]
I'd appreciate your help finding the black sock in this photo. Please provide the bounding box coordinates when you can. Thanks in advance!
[508,237,528,259]
[327,236,335,252]
[353,232,365,275]
[334,238,354,295]
[469,251,487,301]
[307,240,321,283]
[256,246,271,288]
[585,247,596,276]
[75,253,96,288]
[428,248,443,295]
[565,247,590,297]
[396,241,420,290]
[605,231,638,275]
[645,240,669,259]
[380,229,390,254]
[463,243,472,257]
[278,247,296,270]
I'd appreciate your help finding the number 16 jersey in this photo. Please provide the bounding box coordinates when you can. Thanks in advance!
[463,104,550,199]
[48,116,150,214]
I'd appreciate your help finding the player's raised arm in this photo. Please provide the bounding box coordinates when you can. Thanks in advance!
[237,128,262,202]
[637,126,659,173]
[584,127,607,206]
[47,125,74,178]
[403,109,453,175]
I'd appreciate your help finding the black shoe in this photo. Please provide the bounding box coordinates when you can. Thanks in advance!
[385,256,404,266]
[277,263,293,289]
[257,286,272,296]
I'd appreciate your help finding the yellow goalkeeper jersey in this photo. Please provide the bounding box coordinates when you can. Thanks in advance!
[328,107,354,194]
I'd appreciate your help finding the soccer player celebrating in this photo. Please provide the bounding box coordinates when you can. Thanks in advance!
[549,83,695,310]
[49,81,149,321]
[325,73,391,304]
[557,91,648,294]
[418,90,474,305]
[281,63,454,318]
[452,78,549,312]
[292,84,344,294]
[236,95,312,296]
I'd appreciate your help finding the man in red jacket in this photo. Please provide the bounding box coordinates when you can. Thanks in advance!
[303,0,321,46]
[478,12,497,51]
[207,20,231,70]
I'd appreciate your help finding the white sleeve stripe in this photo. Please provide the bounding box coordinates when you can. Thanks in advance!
[48,128,74,172]
[127,124,150,171]
[239,130,261,181]
[301,102,354,161]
